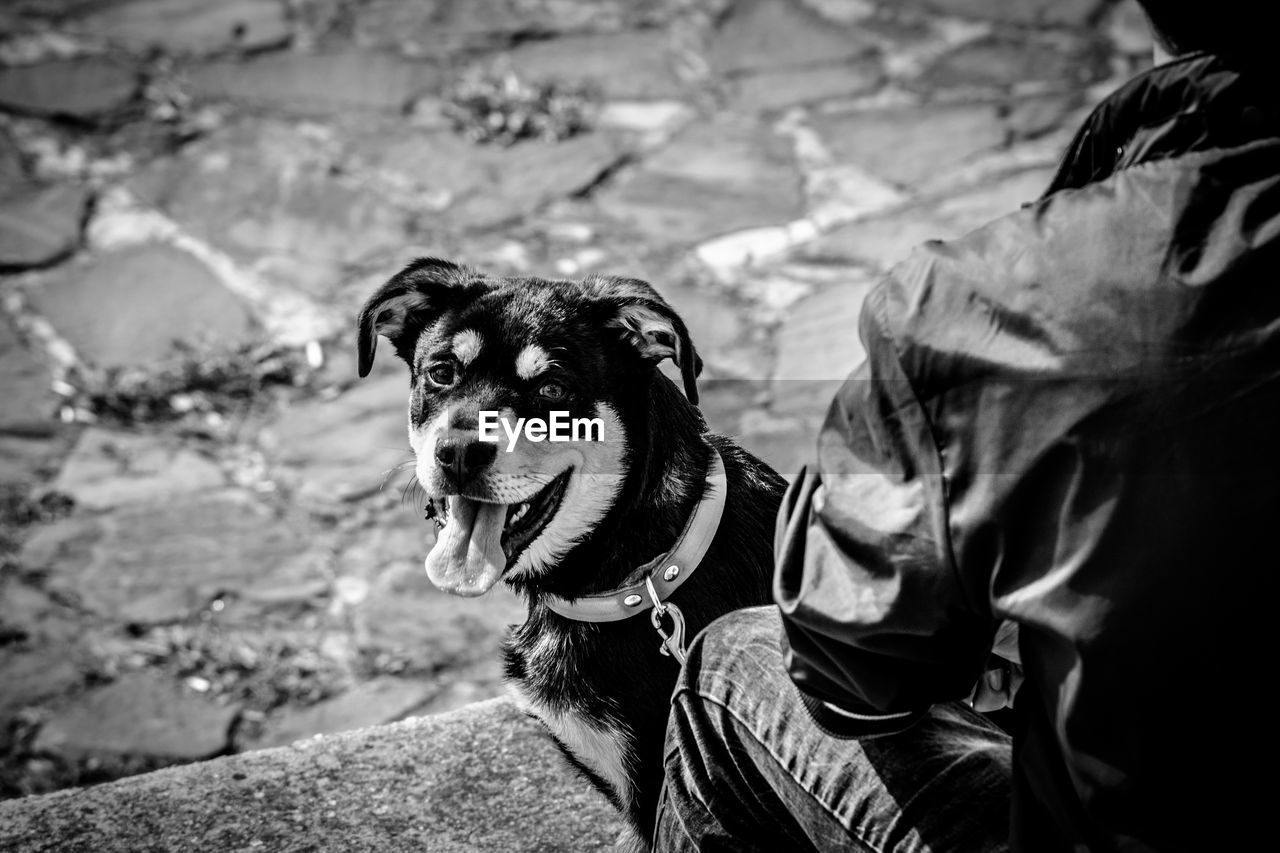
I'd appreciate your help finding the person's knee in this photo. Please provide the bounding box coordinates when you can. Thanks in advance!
[674,605,788,718]
[683,605,780,678]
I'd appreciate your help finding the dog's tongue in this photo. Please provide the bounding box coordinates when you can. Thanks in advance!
[424,496,507,596]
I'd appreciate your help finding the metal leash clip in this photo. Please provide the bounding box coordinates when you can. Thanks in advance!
[645,575,688,665]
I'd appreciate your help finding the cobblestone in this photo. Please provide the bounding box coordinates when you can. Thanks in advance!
[0,57,137,121]
[33,672,240,762]
[25,243,257,367]
[0,183,90,270]
[72,0,291,56]
[187,51,442,118]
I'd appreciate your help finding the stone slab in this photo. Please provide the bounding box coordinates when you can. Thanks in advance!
[495,30,683,100]
[811,102,1009,189]
[1,130,26,189]
[26,243,257,368]
[0,314,55,428]
[128,121,415,288]
[350,124,632,230]
[348,128,498,211]
[697,378,818,478]
[354,0,533,54]
[446,132,631,229]
[0,698,625,852]
[354,0,533,55]
[0,432,66,487]
[72,0,290,55]
[0,648,83,722]
[33,672,239,761]
[727,59,883,112]
[772,276,878,417]
[658,282,771,378]
[407,662,508,718]
[920,35,1092,92]
[1004,94,1079,142]
[0,183,90,270]
[910,0,1097,27]
[188,50,442,117]
[796,206,962,271]
[710,0,876,75]
[19,490,315,624]
[354,0,673,56]
[596,117,802,244]
[0,577,83,648]
[607,174,782,247]
[641,114,797,188]
[52,428,225,511]
[334,509,525,674]
[250,677,435,749]
[259,371,413,504]
[189,541,335,629]
[350,561,526,671]
[0,57,137,120]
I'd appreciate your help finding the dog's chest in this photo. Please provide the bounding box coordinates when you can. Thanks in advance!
[509,628,635,806]
[520,690,632,802]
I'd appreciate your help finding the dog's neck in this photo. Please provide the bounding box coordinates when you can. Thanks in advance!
[511,374,710,601]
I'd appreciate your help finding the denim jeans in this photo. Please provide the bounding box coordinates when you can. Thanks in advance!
[654,606,1012,852]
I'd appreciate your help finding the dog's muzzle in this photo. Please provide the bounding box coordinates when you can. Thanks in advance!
[421,470,573,597]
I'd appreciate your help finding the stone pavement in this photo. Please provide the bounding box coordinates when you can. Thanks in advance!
[0,0,1152,800]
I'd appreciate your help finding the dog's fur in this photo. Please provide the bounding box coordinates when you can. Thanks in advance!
[357,258,785,845]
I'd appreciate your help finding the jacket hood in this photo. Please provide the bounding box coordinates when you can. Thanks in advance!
[1046,53,1280,195]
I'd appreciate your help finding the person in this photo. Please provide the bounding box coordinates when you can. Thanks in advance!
[653,1,1279,850]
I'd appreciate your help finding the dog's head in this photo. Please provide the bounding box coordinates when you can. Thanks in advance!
[357,257,702,596]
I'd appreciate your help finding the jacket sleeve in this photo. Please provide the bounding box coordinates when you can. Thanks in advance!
[773,278,997,723]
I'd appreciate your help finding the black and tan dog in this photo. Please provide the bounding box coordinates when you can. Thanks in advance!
[357,257,785,846]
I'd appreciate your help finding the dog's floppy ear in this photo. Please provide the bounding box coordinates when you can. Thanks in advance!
[356,257,478,377]
[588,276,703,405]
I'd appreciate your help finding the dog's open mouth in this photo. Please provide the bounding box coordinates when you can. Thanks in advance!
[422,470,571,597]
[498,470,571,562]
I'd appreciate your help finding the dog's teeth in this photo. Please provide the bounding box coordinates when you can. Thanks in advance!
[510,502,530,523]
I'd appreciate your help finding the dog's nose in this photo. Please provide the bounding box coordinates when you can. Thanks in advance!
[434,438,498,485]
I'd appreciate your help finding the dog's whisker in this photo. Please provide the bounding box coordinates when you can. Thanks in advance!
[400,474,427,508]
[378,458,417,490]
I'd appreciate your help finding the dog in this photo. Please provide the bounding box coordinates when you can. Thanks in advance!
[357,257,785,847]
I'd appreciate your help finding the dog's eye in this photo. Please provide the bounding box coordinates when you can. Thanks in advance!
[427,363,457,387]
[538,381,566,401]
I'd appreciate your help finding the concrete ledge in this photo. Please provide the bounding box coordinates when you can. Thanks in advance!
[0,697,625,852]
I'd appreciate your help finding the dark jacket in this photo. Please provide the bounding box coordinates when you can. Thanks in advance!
[774,54,1280,852]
